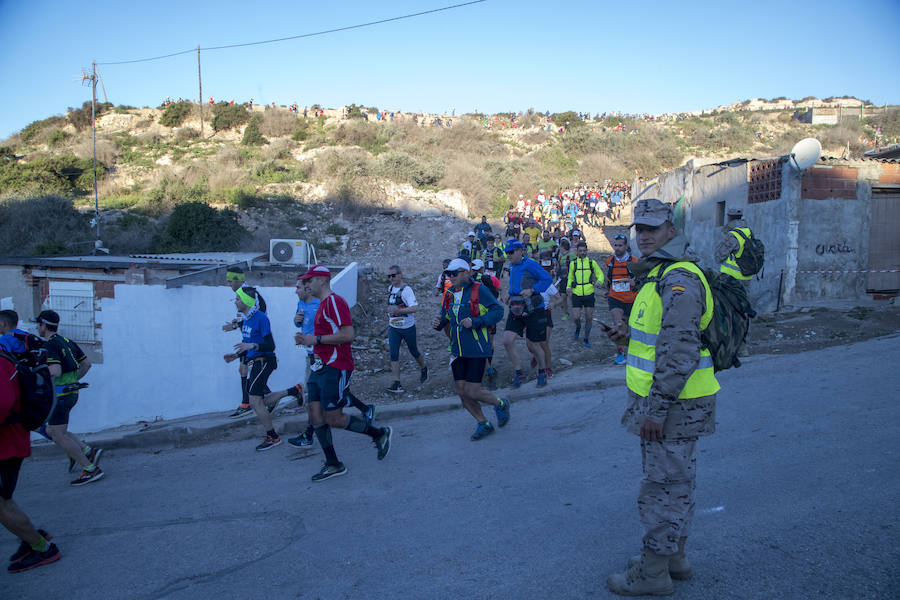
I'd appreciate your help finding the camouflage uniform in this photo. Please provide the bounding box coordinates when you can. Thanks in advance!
[622,235,717,556]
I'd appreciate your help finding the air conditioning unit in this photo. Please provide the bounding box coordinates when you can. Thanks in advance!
[269,239,309,265]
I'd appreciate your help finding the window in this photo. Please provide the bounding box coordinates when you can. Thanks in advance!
[716,201,726,227]
[48,281,95,342]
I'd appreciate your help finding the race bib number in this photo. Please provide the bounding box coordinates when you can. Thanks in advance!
[310,355,324,372]
[390,317,405,327]
[487,261,494,269]
[612,278,631,293]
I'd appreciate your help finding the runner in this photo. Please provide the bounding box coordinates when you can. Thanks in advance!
[480,236,506,281]
[432,258,509,440]
[223,287,302,451]
[296,265,392,481]
[501,239,553,389]
[385,265,428,394]
[566,241,605,348]
[32,311,104,486]
[602,234,638,364]
[222,266,267,419]
[556,238,576,322]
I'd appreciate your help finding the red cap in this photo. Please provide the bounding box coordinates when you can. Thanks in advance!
[297,264,331,280]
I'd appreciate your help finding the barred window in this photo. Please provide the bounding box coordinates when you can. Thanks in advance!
[48,281,96,342]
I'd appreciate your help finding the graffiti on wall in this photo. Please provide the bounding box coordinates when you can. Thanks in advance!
[815,242,855,256]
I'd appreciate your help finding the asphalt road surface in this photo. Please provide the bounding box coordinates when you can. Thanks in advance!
[4,335,899,599]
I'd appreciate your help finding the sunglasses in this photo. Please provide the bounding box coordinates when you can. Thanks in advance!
[614,234,627,240]
[388,273,400,278]
[443,269,466,277]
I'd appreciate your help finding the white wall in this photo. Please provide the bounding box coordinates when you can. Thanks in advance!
[67,263,358,433]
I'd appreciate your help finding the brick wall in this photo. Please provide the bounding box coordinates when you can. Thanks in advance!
[801,165,858,200]
[878,162,900,185]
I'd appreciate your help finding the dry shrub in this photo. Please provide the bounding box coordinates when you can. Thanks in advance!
[313,148,372,180]
[138,130,163,145]
[521,130,551,145]
[208,165,249,192]
[264,138,294,160]
[441,157,493,216]
[72,136,120,164]
[260,110,299,138]
[176,127,200,141]
[578,152,629,182]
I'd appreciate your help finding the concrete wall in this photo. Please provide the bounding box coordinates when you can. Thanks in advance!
[0,265,36,316]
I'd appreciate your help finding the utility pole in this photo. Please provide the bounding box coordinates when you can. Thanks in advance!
[197,45,203,137]
[91,61,99,240]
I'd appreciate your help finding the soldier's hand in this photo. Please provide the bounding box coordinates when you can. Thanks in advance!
[640,418,664,442]
[432,317,442,330]
[222,322,235,331]
[223,353,239,363]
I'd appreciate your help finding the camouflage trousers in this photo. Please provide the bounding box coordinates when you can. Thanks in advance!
[638,438,697,555]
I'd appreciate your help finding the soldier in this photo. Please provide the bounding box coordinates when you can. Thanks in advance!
[605,198,720,596]
[714,208,753,286]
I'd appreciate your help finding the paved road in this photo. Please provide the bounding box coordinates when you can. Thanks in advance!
[5,336,900,599]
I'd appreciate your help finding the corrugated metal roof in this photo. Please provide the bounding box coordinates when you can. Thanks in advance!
[0,252,265,269]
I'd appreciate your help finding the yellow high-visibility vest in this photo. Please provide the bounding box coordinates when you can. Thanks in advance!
[720,227,752,281]
[626,261,720,399]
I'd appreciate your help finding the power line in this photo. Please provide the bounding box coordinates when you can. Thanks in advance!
[98,1,485,66]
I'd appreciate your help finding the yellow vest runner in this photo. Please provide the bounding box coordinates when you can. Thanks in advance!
[626,261,720,399]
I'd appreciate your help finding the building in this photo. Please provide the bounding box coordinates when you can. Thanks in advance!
[0,252,358,433]
[631,156,900,313]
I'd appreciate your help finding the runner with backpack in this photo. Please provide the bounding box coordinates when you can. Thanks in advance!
[715,208,765,286]
[432,258,509,441]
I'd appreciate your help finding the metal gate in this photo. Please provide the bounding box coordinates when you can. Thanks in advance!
[867,189,900,293]
[47,281,95,342]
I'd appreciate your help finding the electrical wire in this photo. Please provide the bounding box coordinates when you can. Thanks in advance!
[98,1,485,66]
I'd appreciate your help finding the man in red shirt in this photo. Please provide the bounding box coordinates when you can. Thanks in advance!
[296,265,392,481]
[1,352,61,572]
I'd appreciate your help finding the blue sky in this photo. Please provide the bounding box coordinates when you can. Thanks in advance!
[2,0,898,139]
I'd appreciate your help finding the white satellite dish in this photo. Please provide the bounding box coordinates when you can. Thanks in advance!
[789,138,822,171]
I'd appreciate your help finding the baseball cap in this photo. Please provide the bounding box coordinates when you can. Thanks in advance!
[467,231,475,237]
[727,207,743,218]
[297,264,331,280]
[446,258,470,273]
[30,309,60,326]
[471,259,485,270]
[630,198,673,227]
[504,239,526,252]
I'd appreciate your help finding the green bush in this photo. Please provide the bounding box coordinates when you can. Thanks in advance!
[325,223,348,235]
[252,160,308,184]
[550,111,585,129]
[211,102,250,132]
[0,154,101,196]
[222,186,255,209]
[241,115,267,146]
[0,196,91,255]
[48,129,70,147]
[154,202,247,252]
[376,151,443,188]
[19,116,66,143]
[159,101,194,128]
[68,101,113,131]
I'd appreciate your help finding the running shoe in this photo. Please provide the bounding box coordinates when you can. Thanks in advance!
[287,433,314,448]
[228,405,252,419]
[9,530,51,563]
[420,367,429,384]
[311,462,347,482]
[71,446,103,473]
[614,353,627,365]
[470,421,495,441]
[255,434,282,451]
[375,427,393,460]
[494,398,511,428]
[583,339,592,348]
[510,371,524,389]
[561,313,569,321]
[365,404,377,427]
[386,381,404,394]
[536,370,548,388]
[7,543,61,573]
[70,467,104,487]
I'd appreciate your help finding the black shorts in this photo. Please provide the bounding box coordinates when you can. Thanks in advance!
[571,293,595,308]
[307,365,352,411]
[451,356,487,383]
[607,297,634,317]
[247,355,277,396]
[48,391,78,426]
[505,307,548,343]
[0,457,24,500]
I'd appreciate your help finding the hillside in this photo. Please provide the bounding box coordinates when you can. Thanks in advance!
[0,97,897,262]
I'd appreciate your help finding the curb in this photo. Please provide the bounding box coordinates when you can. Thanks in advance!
[29,368,628,458]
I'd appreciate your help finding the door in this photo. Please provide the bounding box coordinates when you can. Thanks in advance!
[867,189,900,292]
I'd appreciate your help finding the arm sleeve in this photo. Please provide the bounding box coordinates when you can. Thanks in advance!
[714,232,740,263]
[646,270,706,421]
[473,286,504,328]
[528,262,552,293]
[257,333,276,353]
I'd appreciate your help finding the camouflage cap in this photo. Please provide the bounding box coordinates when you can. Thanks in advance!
[630,198,673,227]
